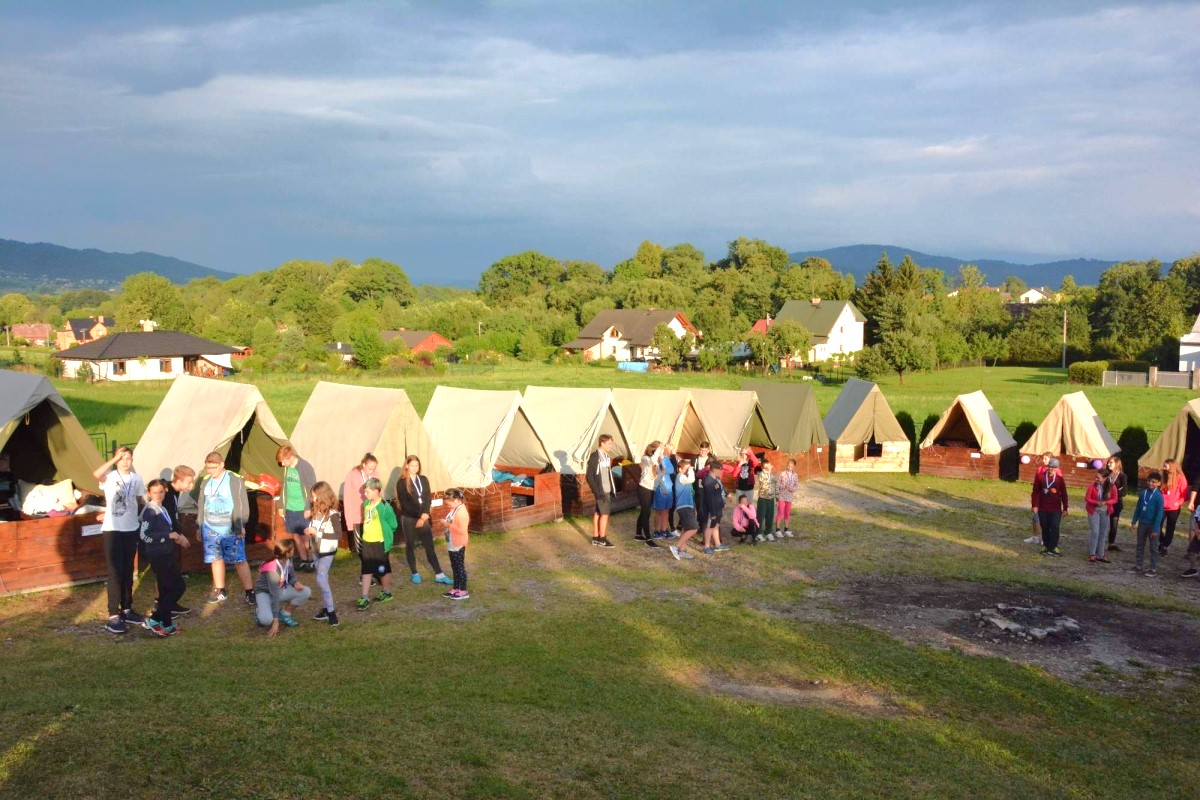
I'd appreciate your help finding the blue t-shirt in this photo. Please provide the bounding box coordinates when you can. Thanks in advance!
[202,472,234,536]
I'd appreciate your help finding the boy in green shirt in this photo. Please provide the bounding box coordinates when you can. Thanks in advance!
[358,478,397,611]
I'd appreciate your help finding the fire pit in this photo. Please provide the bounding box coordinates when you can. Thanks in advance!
[972,603,1083,642]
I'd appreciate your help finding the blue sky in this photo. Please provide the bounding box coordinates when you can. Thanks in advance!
[1,1,1197,283]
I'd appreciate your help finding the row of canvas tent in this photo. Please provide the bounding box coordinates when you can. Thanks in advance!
[7,368,1200,593]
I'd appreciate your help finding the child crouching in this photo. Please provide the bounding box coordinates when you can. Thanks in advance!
[254,539,311,637]
[443,488,470,599]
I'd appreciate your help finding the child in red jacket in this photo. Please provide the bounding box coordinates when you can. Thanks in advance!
[1032,458,1069,557]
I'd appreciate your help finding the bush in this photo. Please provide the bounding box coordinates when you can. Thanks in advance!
[1067,360,1108,385]
[853,345,889,380]
[1108,360,1150,372]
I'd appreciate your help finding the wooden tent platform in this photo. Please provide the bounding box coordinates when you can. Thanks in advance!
[921,444,1018,480]
[463,468,563,533]
[762,445,827,480]
[1,493,279,596]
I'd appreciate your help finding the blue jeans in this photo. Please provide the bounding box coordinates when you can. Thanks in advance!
[314,553,335,611]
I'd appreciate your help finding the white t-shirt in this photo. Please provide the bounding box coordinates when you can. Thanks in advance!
[101,469,145,532]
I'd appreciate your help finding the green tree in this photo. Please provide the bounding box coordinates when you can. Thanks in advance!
[115,272,191,331]
[338,258,415,307]
[516,329,547,362]
[634,240,665,277]
[661,244,707,284]
[350,329,385,370]
[0,293,37,344]
[877,328,936,384]
[1166,254,1200,318]
[651,323,683,368]
[1091,260,1185,362]
[852,252,895,344]
[1001,275,1028,295]
[479,251,564,305]
[766,319,812,364]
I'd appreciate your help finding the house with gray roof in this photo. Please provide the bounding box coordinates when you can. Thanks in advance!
[564,308,699,362]
[772,298,866,362]
[53,330,240,382]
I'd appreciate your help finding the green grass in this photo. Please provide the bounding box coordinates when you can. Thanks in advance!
[50,363,1193,457]
[2,472,1199,799]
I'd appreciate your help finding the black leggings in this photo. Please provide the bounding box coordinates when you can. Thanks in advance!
[401,516,442,575]
[449,547,467,591]
[103,529,138,616]
[1039,511,1063,551]
[1108,507,1122,545]
[636,486,653,538]
[148,549,184,627]
[1161,509,1182,550]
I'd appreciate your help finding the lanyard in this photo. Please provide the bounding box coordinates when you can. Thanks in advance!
[274,559,287,587]
[411,476,423,503]
[206,471,229,500]
[114,470,133,504]
[364,501,377,526]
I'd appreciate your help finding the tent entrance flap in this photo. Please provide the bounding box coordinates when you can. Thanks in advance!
[2,403,59,484]
[676,405,707,454]
[222,413,281,478]
[934,407,981,449]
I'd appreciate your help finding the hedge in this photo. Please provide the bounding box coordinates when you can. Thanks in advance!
[1108,360,1151,372]
[1067,360,1108,385]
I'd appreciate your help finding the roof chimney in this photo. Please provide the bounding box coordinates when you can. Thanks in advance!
[810,298,821,307]
[139,319,158,332]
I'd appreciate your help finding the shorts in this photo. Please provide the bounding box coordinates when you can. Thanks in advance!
[676,507,698,532]
[706,510,722,529]
[202,527,246,565]
[651,492,672,512]
[360,541,392,576]
[283,509,308,535]
[595,494,612,516]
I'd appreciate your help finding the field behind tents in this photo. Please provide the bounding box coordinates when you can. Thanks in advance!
[52,364,1194,464]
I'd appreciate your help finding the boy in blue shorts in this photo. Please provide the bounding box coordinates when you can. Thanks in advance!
[196,451,256,606]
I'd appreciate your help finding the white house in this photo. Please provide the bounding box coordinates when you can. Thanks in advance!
[1019,287,1055,304]
[53,330,239,382]
[564,308,699,362]
[1180,311,1200,372]
[772,298,866,362]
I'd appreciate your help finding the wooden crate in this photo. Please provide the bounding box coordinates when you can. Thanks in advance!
[464,468,563,533]
[1019,455,1109,490]
[920,445,1018,480]
[830,441,910,473]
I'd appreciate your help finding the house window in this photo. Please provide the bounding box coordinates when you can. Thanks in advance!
[112,361,126,376]
[159,359,173,373]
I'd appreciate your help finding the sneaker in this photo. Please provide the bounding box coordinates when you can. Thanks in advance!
[313,609,330,621]
[163,624,179,636]
[356,597,369,611]
[170,604,191,617]
[1050,548,1062,558]
[651,531,671,540]
[449,589,469,600]
[121,609,145,625]
[144,618,169,637]
[783,530,795,538]
[597,538,615,548]
[442,590,456,598]
[670,529,681,539]
[678,549,695,559]
[645,538,659,548]
[765,533,776,542]
[244,590,255,607]
[434,574,453,585]
[327,611,339,626]
[207,588,228,604]
[1024,536,1041,544]
[105,615,127,634]
[1039,547,1051,556]
[410,573,422,585]
[633,533,650,542]
[1098,557,1111,564]
[591,536,602,546]
[1144,569,1158,577]
[1088,556,1097,563]
[702,547,714,555]
[755,535,765,543]
[669,544,681,560]
[376,591,394,603]
[1182,568,1199,578]
[714,544,731,552]
[279,611,298,627]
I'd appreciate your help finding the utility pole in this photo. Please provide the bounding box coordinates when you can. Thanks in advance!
[1061,308,1067,369]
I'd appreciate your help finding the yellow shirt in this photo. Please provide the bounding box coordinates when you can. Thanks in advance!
[362,502,384,543]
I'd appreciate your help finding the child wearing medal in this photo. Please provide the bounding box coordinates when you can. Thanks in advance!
[1032,457,1069,557]
[442,489,470,599]
[139,479,189,636]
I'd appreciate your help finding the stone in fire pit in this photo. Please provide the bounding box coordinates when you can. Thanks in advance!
[972,603,1083,642]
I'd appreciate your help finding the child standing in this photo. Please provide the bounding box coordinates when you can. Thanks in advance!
[1159,459,1189,557]
[668,460,700,559]
[305,481,341,626]
[1129,471,1165,576]
[139,479,190,636]
[755,461,778,541]
[651,446,676,539]
[94,446,146,634]
[1032,457,1068,557]
[1106,456,1128,552]
[732,495,760,545]
[775,459,799,538]
[1085,468,1115,564]
[276,445,314,571]
[701,458,729,553]
[254,539,312,636]
[442,488,471,599]
[1182,502,1200,579]
[342,453,379,555]
[151,465,195,620]
[357,478,397,611]
[733,447,760,504]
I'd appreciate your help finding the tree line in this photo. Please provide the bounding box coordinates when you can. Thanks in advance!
[0,240,1196,378]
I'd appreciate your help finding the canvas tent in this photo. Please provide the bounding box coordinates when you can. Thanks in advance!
[740,380,828,478]
[824,378,910,472]
[1,370,103,497]
[289,382,450,501]
[611,388,713,458]
[134,374,289,483]
[1018,392,1120,488]
[0,371,106,594]
[1139,398,1200,484]
[687,388,775,459]
[423,387,558,531]
[919,391,1017,479]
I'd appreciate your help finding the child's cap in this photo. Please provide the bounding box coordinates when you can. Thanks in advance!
[1048,458,1060,468]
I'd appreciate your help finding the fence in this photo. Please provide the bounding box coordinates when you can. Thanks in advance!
[1102,369,1197,389]
[86,432,137,458]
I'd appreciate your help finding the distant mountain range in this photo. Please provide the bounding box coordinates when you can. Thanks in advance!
[788,244,1125,288]
[0,238,233,292]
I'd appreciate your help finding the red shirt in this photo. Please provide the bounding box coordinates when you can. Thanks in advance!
[1032,471,1069,513]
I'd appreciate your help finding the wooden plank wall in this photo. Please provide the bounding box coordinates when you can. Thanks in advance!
[1019,455,1108,490]
[830,441,910,473]
[464,470,563,533]
[919,446,1017,480]
[762,445,827,480]
[0,493,279,596]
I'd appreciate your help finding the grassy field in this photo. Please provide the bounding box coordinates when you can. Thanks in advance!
[47,362,1195,462]
[2,472,1199,799]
